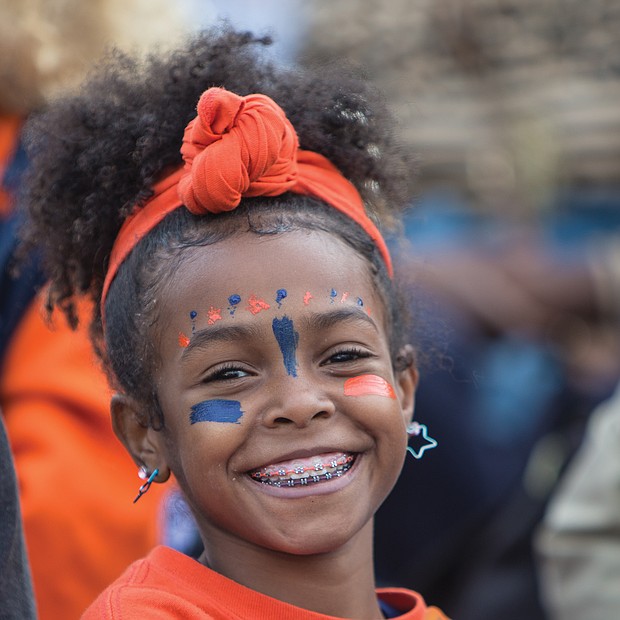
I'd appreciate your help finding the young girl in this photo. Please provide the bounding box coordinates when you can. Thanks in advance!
[23,27,447,619]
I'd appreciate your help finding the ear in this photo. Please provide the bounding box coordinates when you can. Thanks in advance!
[394,345,419,427]
[111,393,171,483]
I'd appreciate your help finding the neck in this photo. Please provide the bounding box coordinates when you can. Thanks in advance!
[200,520,382,619]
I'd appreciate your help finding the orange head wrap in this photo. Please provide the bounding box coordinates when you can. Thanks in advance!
[101,87,392,316]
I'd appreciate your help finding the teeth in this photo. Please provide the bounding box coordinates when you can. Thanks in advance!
[250,454,355,487]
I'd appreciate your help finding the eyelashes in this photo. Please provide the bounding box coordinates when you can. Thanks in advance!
[324,346,373,365]
[202,363,252,383]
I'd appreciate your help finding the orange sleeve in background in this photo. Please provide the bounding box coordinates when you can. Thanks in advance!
[0,115,22,217]
[0,295,165,619]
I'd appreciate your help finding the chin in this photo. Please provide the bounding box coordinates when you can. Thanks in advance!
[261,521,369,557]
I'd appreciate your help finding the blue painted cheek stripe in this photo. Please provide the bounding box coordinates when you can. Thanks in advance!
[190,399,244,424]
[272,316,299,377]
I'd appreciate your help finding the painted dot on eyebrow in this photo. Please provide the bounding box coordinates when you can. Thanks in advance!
[340,291,349,303]
[303,291,313,305]
[356,297,364,307]
[329,289,337,303]
[247,294,271,315]
[190,311,198,320]
[207,306,222,325]
[178,332,190,348]
[228,294,241,316]
[275,288,287,307]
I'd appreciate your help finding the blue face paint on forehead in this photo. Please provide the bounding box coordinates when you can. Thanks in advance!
[275,288,287,307]
[190,400,244,424]
[227,294,241,316]
[272,316,299,377]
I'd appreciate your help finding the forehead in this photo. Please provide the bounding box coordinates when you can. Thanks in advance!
[156,230,384,329]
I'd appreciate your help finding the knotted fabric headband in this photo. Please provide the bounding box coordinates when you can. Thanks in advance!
[101,87,392,316]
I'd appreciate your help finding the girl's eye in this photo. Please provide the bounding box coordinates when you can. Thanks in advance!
[325,347,372,365]
[203,364,250,383]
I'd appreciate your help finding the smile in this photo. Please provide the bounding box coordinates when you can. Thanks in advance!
[249,453,356,487]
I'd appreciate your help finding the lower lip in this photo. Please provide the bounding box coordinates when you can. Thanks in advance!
[247,454,362,499]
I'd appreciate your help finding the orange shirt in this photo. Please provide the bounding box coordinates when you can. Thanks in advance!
[83,545,449,619]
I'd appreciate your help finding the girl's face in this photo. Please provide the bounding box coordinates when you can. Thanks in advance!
[138,230,416,557]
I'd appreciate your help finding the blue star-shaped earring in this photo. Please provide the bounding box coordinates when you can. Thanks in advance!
[406,422,438,460]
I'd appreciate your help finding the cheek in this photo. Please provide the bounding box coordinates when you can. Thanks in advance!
[343,375,396,399]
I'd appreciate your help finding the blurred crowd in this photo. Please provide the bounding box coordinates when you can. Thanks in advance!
[2,1,620,618]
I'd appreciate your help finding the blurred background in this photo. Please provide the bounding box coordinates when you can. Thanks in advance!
[3,1,620,618]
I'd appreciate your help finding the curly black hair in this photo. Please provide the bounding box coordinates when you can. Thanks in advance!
[22,26,414,426]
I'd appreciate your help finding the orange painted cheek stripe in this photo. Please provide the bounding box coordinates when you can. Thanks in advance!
[343,375,396,399]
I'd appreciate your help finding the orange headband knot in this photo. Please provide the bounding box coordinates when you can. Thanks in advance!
[178,88,299,214]
[101,87,393,318]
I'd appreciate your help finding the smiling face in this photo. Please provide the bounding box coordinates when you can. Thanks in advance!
[118,229,417,560]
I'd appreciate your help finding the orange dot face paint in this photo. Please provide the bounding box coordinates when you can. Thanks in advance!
[247,294,271,315]
[207,306,222,325]
[178,332,190,348]
[343,374,396,399]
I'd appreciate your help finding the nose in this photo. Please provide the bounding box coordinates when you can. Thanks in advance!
[261,375,336,429]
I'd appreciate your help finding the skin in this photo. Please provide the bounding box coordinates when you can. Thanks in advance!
[112,229,418,619]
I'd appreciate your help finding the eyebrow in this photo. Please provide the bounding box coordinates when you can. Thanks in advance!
[180,306,379,362]
[181,323,262,362]
[300,307,379,334]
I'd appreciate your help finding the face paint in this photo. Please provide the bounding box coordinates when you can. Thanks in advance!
[190,310,198,334]
[190,399,244,424]
[227,294,241,316]
[247,294,271,315]
[356,297,364,307]
[303,291,313,305]
[329,289,337,303]
[344,375,396,399]
[275,288,287,307]
[207,306,222,325]
[178,332,190,348]
[272,316,299,377]
[340,291,349,303]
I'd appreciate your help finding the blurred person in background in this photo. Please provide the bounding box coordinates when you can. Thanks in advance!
[536,237,620,620]
[0,1,189,617]
[299,1,620,618]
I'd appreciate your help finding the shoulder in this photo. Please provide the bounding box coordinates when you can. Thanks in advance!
[81,546,220,619]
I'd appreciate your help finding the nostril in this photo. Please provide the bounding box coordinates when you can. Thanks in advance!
[313,411,331,421]
[271,410,331,427]
[273,417,295,425]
